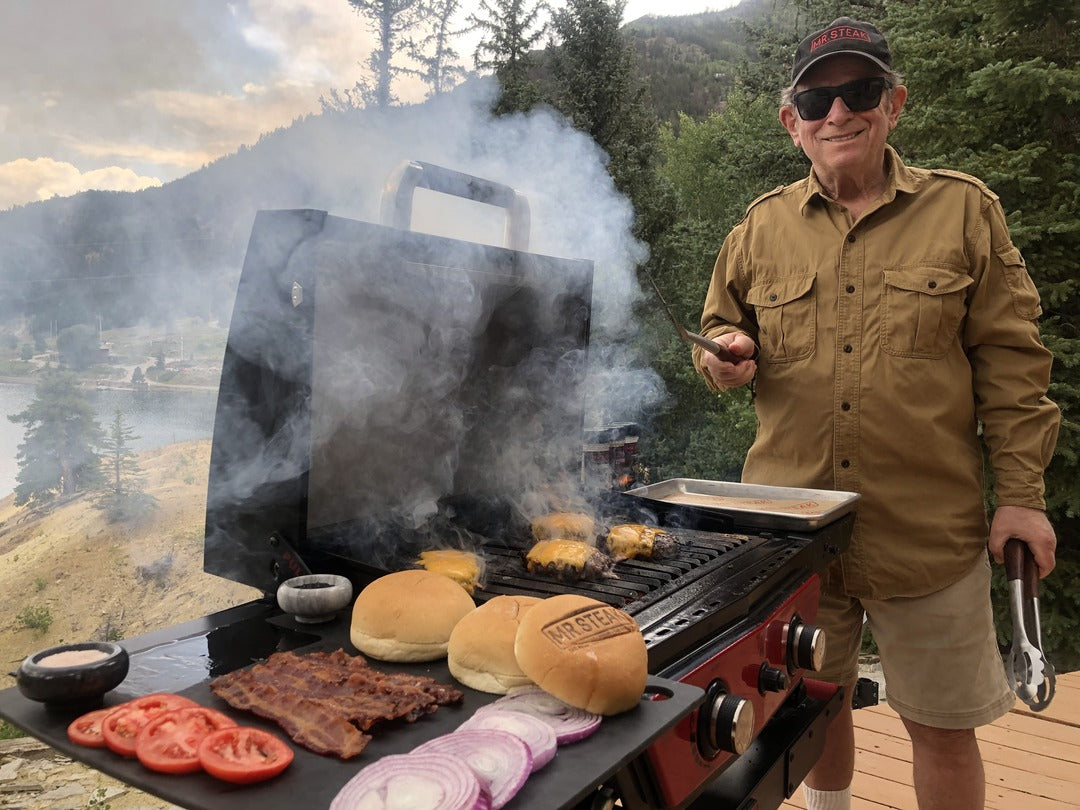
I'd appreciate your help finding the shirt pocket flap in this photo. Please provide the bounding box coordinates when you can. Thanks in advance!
[883,268,973,296]
[996,245,1042,319]
[746,274,815,308]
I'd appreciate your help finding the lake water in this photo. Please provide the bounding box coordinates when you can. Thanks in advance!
[0,382,218,497]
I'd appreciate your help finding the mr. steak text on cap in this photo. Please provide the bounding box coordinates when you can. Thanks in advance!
[791,17,892,84]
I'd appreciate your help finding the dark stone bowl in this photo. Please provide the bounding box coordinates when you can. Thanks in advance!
[15,641,129,708]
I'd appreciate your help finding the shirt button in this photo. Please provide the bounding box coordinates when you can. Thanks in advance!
[769,293,778,302]
[840,459,851,468]
[847,234,856,243]
[841,402,851,411]
[843,344,853,353]
[846,284,855,293]
[928,280,937,289]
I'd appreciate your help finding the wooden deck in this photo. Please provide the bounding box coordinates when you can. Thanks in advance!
[780,670,1080,809]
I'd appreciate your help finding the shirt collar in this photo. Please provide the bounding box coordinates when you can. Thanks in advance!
[799,144,922,214]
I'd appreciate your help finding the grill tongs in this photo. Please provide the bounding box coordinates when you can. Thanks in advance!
[644,273,740,363]
[1003,538,1056,711]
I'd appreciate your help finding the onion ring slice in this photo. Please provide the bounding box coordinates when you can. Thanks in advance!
[481,685,602,744]
[329,751,481,810]
[459,709,557,772]
[414,729,531,809]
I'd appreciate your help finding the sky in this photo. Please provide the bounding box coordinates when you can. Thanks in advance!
[0,0,739,211]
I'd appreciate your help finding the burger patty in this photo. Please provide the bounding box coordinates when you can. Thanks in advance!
[525,539,615,581]
[604,524,680,561]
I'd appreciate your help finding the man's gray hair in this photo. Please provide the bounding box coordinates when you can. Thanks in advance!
[780,68,905,108]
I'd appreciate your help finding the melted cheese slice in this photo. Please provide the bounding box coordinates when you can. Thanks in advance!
[606,524,660,559]
[417,549,480,594]
[526,539,593,570]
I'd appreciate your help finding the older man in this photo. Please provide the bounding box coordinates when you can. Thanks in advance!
[693,17,1059,810]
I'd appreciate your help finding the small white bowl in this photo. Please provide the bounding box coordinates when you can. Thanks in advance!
[276,574,353,623]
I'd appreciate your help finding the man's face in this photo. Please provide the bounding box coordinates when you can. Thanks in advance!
[779,55,906,182]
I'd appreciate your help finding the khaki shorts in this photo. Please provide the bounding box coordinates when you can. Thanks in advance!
[816,554,1014,729]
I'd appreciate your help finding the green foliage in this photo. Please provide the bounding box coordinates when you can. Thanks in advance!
[86,787,112,810]
[470,0,548,114]
[0,720,25,740]
[17,604,53,634]
[345,0,425,108]
[8,370,104,507]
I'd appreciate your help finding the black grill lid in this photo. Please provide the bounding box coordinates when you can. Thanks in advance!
[204,204,593,594]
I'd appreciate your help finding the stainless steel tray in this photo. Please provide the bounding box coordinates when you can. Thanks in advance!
[626,479,860,530]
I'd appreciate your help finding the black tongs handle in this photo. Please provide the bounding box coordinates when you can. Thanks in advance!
[1004,538,1039,600]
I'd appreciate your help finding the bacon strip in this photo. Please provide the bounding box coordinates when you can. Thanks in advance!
[209,649,463,759]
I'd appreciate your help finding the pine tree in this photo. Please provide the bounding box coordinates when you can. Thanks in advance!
[411,0,473,97]
[8,370,104,507]
[470,0,548,114]
[94,407,155,523]
[346,0,426,107]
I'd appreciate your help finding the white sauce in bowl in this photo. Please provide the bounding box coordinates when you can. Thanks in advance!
[38,649,110,668]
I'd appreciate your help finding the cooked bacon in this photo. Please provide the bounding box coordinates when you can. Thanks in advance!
[209,649,464,759]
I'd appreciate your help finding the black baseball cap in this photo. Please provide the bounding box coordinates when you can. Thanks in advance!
[791,17,892,85]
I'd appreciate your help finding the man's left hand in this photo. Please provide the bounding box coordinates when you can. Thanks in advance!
[988,505,1057,578]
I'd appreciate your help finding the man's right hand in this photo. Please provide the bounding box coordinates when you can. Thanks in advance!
[702,333,758,389]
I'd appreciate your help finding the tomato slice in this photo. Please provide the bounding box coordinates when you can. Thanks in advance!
[101,693,199,757]
[135,707,237,774]
[198,726,294,784]
[68,707,117,748]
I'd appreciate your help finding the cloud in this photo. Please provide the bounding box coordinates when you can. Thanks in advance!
[0,158,162,210]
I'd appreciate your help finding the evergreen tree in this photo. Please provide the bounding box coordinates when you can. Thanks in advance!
[470,0,548,114]
[411,0,473,97]
[547,0,662,233]
[94,408,155,523]
[8,370,104,507]
[346,0,426,108]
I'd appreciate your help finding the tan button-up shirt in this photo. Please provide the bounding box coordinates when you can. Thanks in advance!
[693,146,1059,599]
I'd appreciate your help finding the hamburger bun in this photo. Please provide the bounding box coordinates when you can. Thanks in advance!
[530,512,596,543]
[514,594,647,715]
[350,569,475,662]
[447,595,542,694]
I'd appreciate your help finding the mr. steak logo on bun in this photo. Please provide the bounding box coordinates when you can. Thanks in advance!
[540,605,637,650]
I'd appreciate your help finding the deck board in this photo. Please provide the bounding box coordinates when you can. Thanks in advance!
[781,670,1080,809]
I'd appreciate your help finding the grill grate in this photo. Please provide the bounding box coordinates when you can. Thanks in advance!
[475,530,755,614]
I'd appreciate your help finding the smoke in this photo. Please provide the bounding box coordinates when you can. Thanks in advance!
[199,78,667,587]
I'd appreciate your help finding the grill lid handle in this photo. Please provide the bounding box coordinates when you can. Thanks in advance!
[380,160,531,251]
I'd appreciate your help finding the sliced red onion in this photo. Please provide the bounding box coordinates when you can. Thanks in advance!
[329,752,481,810]
[414,730,531,810]
[458,709,557,772]
[480,685,603,744]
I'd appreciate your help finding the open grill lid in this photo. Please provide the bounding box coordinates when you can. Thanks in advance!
[204,164,594,595]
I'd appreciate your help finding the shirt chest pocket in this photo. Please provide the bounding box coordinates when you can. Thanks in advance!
[746,274,816,362]
[881,268,973,359]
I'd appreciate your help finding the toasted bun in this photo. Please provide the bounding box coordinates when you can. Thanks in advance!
[350,570,475,662]
[447,595,542,694]
[514,594,647,715]
[530,512,596,543]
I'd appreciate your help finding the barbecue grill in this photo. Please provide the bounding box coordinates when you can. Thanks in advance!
[0,163,857,809]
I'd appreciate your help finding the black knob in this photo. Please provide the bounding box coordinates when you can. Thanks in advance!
[789,621,827,672]
[697,680,755,758]
[758,663,787,693]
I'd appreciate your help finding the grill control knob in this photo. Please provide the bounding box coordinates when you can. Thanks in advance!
[758,663,788,693]
[789,621,827,672]
[697,681,755,759]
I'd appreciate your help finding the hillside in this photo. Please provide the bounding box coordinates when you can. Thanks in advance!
[0,439,260,673]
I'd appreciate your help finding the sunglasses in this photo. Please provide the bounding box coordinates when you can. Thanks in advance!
[793,77,890,121]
